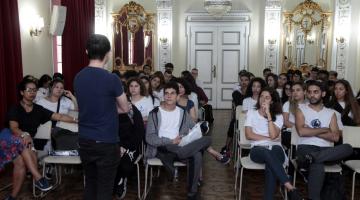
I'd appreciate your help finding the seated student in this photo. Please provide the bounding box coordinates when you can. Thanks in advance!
[245,87,302,200]
[114,104,145,199]
[164,69,174,83]
[295,80,353,200]
[145,82,211,200]
[140,76,160,107]
[175,78,229,164]
[282,82,307,149]
[263,68,272,79]
[281,81,293,105]
[265,73,278,90]
[242,77,266,113]
[4,78,77,200]
[328,80,360,126]
[221,72,250,156]
[0,129,52,200]
[127,77,155,123]
[150,71,165,101]
[277,73,288,98]
[34,74,52,103]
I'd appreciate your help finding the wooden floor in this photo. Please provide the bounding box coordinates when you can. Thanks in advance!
[1,110,359,200]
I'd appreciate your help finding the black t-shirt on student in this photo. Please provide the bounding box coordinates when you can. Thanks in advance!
[7,104,53,138]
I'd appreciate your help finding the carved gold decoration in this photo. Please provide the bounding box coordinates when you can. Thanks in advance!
[112,1,155,34]
[283,0,331,37]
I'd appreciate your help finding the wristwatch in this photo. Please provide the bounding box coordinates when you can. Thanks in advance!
[20,132,30,138]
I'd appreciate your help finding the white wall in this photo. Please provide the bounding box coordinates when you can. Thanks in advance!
[18,0,53,79]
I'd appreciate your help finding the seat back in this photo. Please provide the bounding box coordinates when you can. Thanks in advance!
[343,126,360,148]
[238,114,250,146]
[34,121,52,140]
[235,105,243,121]
[290,126,299,146]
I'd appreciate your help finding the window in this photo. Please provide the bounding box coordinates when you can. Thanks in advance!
[55,36,62,73]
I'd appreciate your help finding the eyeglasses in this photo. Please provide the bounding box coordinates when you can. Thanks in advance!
[25,88,37,93]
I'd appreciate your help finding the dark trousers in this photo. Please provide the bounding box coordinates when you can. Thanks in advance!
[156,136,211,196]
[79,138,120,200]
[250,145,288,200]
[297,144,353,200]
[114,149,138,185]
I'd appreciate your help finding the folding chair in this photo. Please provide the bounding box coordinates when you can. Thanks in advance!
[143,158,186,199]
[289,127,342,187]
[33,121,82,198]
[234,118,288,200]
[342,126,360,200]
[232,106,243,164]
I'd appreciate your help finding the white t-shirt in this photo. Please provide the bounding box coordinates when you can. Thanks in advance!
[34,87,49,103]
[153,89,164,102]
[36,97,75,127]
[242,97,257,112]
[36,97,75,114]
[244,109,283,146]
[297,104,336,147]
[158,106,180,140]
[276,88,283,98]
[132,96,154,118]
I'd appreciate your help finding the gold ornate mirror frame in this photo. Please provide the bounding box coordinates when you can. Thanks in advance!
[284,0,331,37]
[111,1,155,72]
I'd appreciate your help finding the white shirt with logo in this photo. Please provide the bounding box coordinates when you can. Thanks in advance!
[297,104,335,147]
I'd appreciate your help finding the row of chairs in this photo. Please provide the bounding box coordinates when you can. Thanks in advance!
[32,108,206,199]
[232,105,360,200]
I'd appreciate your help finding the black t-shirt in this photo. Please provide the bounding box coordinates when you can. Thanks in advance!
[7,104,53,137]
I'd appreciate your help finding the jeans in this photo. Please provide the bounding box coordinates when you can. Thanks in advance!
[79,138,120,200]
[250,145,289,200]
[156,136,211,196]
[297,144,353,200]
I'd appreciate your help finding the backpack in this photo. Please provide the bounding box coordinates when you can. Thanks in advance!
[202,104,214,123]
[320,173,347,200]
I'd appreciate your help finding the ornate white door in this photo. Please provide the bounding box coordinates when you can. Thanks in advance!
[187,23,249,109]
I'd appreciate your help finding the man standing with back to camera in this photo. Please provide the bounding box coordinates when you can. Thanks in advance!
[74,34,129,200]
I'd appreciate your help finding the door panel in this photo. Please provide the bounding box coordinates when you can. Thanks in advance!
[190,26,217,106]
[216,27,244,108]
[188,24,247,109]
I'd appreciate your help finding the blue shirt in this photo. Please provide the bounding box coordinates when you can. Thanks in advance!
[74,66,123,143]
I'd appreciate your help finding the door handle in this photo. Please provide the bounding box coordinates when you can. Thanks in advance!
[212,65,216,78]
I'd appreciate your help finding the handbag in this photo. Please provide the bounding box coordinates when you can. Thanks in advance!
[50,97,79,155]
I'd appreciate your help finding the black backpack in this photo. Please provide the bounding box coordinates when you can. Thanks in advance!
[320,173,347,200]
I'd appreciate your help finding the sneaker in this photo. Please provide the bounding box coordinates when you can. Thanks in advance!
[200,121,209,134]
[287,188,304,200]
[35,177,53,192]
[220,146,228,155]
[218,155,230,165]
[115,178,127,199]
[4,195,16,200]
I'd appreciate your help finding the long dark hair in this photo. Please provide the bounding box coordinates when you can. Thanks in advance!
[255,87,283,121]
[127,77,146,97]
[150,71,165,91]
[330,80,360,125]
[266,73,278,89]
[281,81,293,104]
[244,77,266,98]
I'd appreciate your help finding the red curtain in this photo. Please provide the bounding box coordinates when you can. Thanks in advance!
[0,0,23,128]
[61,0,94,91]
[133,27,144,66]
